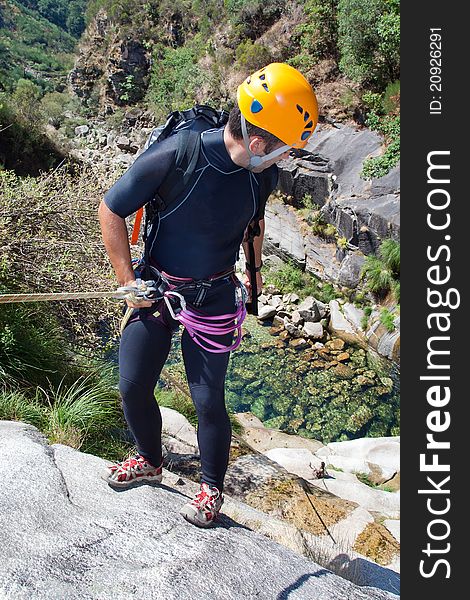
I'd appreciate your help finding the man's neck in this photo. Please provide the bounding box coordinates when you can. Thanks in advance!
[223,126,250,169]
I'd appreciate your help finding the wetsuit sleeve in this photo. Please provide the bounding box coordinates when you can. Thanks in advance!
[104,135,179,218]
[257,164,279,220]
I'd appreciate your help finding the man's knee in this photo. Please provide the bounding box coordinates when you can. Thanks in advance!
[189,383,226,418]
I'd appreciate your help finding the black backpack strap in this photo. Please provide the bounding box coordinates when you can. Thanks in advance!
[142,130,202,265]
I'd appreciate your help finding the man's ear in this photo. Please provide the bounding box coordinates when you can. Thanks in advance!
[248,136,266,155]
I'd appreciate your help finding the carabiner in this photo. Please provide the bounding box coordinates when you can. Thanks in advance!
[163,291,187,320]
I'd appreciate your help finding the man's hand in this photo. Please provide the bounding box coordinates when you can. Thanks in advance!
[122,278,154,309]
[244,268,263,302]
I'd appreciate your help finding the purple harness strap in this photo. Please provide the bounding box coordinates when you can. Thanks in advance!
[164,291,247,353]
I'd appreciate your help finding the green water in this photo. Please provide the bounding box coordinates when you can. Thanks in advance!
[165,315,400,444]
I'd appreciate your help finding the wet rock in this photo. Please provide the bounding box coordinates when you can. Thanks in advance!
[326,338,345,351]
[289,338,309,350]
[333,364,355,379]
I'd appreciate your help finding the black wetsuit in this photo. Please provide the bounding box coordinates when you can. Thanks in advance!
[104,127,278,490]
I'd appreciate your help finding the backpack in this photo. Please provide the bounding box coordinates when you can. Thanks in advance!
[131,104,270,315]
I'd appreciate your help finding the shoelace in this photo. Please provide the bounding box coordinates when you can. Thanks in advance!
[192,485,218,508]
[111,455,148,474]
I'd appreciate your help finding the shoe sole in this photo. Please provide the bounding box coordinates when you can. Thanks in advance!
[179,500,223,528]
[101,469,163,489]
[179,506,216,528]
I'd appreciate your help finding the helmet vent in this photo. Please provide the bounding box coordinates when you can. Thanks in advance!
[250,99,264,114]
[259,74,266,80]
[305,120,313,128]
[246,77,251,84]
[296,104,303,114]
[301,131,312,141]
[262,83,270,92]
[304,111,310,122]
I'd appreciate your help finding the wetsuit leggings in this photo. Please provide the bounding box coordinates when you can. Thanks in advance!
[119,278,237,492]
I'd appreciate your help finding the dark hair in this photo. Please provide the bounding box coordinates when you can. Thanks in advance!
[227,106,283,154]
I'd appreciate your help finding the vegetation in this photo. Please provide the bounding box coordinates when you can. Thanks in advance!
[361,239,400,301]
[360,239,400,331]
[264,261,338,304]
[0,0,401,456]
[361,83,400,179]
[337,0,399,87]
[0,165,131,459]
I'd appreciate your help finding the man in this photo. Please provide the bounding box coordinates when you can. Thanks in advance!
[98,63,318,527]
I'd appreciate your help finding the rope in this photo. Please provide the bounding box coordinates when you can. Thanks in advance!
[0,291,122,304]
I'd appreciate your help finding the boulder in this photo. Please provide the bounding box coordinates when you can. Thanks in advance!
[329,300,367,346]
[263,448,323,480]
[115,135,139,153]
[2,421,399,599]
[318,437,400,475]
[161,406,197,448]
[257,305,277,320]
[235,413,324,454]
[75,125,89,136]
[298,296,329,321]
[308,469,400,519]
[339,253,366,289]
[303,322,324,340]
[291,310,304,326]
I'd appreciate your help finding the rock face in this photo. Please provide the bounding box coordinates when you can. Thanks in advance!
[69,10,150,108]
[0,421,397,600]
[267,122,400,275]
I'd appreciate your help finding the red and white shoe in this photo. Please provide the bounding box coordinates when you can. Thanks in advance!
[180,483,224,528]
[101,454,163,488]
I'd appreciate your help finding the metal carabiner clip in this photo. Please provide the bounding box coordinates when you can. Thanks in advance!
[163,291,187,320]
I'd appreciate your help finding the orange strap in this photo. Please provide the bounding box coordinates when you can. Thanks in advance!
[130,207,144,245]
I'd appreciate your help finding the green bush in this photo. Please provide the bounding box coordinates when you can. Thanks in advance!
[0,303,80,389]
[235,40,272,72]
[0,389,45,429]
[337,0,399,88]
[264,261,340,304]
[379,308,395,332]
[290,0,339,67]
[38,372,120,449]
[379,238,400,275]
[361,239,400,302]
[361,85,400,179]
[226,0,286,40]
[146,44,206,119]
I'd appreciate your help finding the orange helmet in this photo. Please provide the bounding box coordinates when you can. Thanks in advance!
[237,63,319,148]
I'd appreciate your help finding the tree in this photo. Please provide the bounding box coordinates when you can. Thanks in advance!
[337,0,400,87]
[11,79,42,125]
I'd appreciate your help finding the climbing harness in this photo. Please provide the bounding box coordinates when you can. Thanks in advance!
[125,263,248,354]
